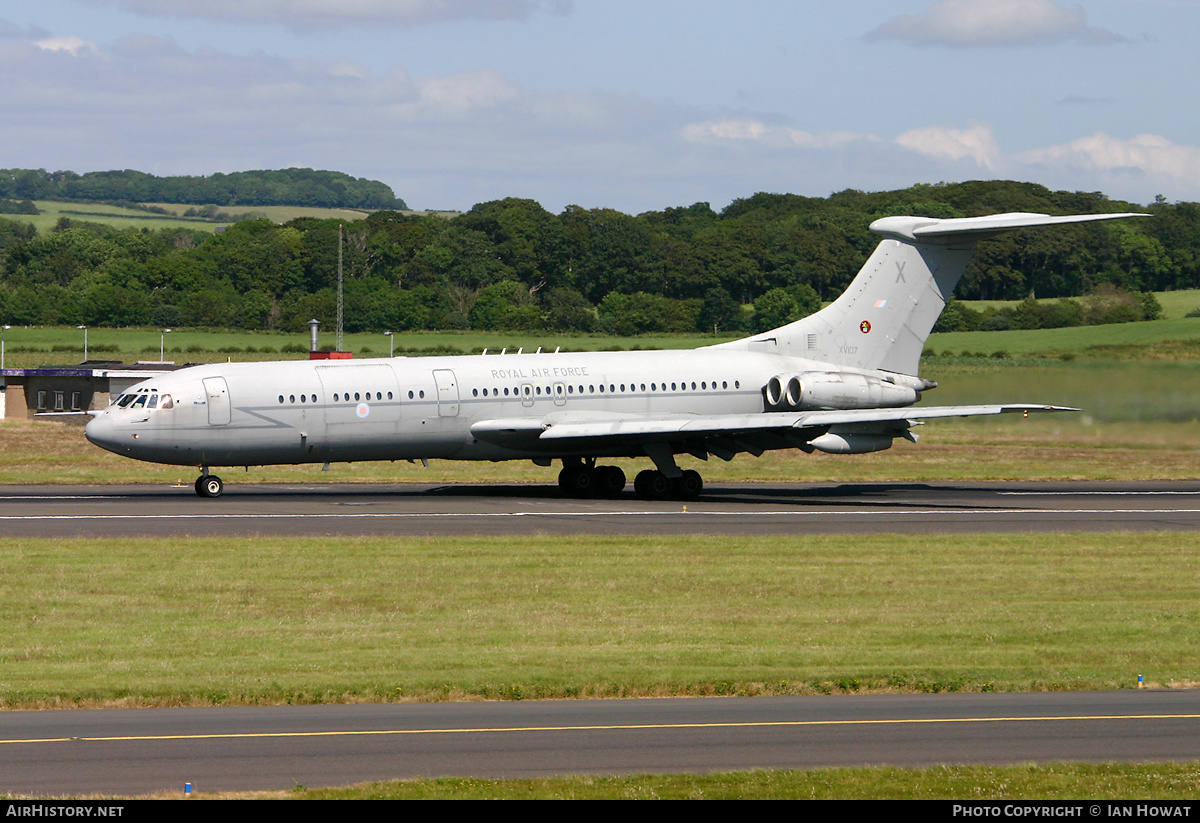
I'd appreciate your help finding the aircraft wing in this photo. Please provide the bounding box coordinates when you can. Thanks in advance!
[470,404,1075,451]
[537,404,1074,439]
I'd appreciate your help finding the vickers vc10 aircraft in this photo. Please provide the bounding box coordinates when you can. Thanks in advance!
[85,210,1146,499]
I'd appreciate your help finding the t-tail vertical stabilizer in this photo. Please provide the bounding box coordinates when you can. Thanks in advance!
[714,211,1148,376]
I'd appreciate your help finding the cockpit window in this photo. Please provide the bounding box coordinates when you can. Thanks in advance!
[147,395,158,409]
[130,395,147,408]
[117,394,135,407]
[159,394,174,410]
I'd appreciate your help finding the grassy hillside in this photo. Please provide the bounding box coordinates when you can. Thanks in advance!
[928,315,1200,358]
[8,200,374,233]
[961,289,1200,321]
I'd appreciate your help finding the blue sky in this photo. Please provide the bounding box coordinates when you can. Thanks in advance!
[1,0,1196,213]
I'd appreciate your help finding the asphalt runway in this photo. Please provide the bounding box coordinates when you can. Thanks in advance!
[3,480,1200,537]
[3,691,1200,795]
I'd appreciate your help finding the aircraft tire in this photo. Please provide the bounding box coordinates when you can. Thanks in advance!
[634,469,672,501]
[196,475,223,498]
[674,469,703,501]
[558,464,595,498]
[594,465,626,498]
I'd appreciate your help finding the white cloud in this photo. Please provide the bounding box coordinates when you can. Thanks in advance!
[867,0,1125,47]
[1017,132,1200,194]
[33,35,100,56]
[896,123,1001,170]
[73,0,572,30]
[682,118,871,151]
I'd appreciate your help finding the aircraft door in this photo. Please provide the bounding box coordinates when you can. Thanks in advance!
[202,377,231,426]
[553,382,567,406]
[520,383,534,408]
[433,369,459,417]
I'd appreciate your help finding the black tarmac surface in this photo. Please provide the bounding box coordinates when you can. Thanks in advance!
[4,480,1200,537]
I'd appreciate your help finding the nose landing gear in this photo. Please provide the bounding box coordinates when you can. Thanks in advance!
[194,472,223,498]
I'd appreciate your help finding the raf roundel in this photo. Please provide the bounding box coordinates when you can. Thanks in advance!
[860,320,871,334]
[356,403,370,419]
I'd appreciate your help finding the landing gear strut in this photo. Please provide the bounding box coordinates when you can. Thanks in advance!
[194,472,223,498]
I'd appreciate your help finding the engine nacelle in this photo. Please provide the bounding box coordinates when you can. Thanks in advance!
[764,374,803,409]
[763,372,920,411]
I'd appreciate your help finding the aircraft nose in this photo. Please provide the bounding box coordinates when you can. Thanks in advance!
[84,412,120,453]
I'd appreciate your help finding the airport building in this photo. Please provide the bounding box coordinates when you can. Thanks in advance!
[0,362,181,423]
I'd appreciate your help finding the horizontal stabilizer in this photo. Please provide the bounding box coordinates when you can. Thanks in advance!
[871,211,1149,242]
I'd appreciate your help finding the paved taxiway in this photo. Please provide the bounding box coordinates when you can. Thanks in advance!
[4,480,1200,537]
[3,691,1200,795]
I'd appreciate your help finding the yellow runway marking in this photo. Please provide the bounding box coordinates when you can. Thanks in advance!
[4,713,1199,745]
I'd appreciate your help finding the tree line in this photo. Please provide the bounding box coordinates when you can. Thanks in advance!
[0,168,406,210]
[0,180,1194,338]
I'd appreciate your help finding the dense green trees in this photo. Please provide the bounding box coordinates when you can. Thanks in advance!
[0,168,405,210]
[1,180,1196,338]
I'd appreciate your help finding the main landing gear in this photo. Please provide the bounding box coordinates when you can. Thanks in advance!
[558,462,626,499]
[633,468,702,501]
[195,471,223,498]
[558,459,704,501]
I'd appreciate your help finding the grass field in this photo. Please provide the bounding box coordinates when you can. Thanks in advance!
[951,289,1200,321]
[928,315,1200,358]
[4,412,1200,486]
[0,326,724,370]
[6,199,460,234]
[2,532,1196,709]
[8,200,375,234]
[6,310,1200,370]
[5,200,456,235]
[109,763,1200,800]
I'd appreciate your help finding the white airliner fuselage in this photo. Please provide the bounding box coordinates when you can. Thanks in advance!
[85,211,1147,499]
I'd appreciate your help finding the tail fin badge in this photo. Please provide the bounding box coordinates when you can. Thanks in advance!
[860,321,872,334]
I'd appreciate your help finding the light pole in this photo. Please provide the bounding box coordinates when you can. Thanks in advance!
[161,329,171,361]
[1,325,10,370]
[76,325,87,361]
[384,331,394,357]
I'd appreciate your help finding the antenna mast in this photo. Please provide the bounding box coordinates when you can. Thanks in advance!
[337,223,344,352]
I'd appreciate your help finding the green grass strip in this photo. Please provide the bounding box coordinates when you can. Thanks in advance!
[2,533,1196,708]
